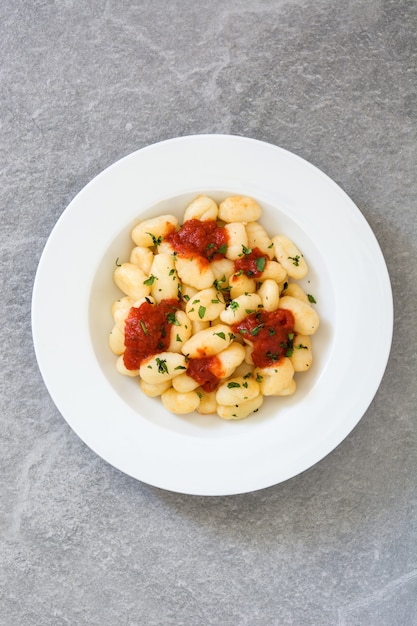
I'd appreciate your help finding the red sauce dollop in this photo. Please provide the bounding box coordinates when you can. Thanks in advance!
[166,219,228,263]
[234,247,268,279]
[231,308,295,369]
[123,298,180,370]
[186,355,223,392]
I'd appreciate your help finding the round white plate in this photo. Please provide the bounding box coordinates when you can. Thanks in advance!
[32,135,393,495]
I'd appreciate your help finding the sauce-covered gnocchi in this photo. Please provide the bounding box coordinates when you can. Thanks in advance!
[109,195,319,420]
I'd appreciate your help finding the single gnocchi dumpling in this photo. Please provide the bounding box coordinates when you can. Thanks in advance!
[255,358,295,396]
[219,196,262,223]
[216,376,260,406]
[217,394,263,420]
[246,222,274,259]
[220,293,262,325]
[214,342,246,378]
[139,352,188,384]
[278,296,319,335]
[131,215,178,247]
[161,388,201,414]
[183,195,218,222]
[148,253,179,303]
[272,235,308,280]
[113,263,151,300]
[181,324,234,359]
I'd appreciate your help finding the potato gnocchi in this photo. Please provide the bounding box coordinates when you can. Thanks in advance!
[109,195,319,420]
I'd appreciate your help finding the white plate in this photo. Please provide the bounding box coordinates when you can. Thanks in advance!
[32,135,393,495]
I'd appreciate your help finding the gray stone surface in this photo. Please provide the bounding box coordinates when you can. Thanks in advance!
[1,0,416,624]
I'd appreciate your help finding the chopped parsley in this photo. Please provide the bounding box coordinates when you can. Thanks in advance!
[166,312,180,325]
[213,276,227,290]
[282,332,295,357]
[143,274,157,286]
[288,255,300,266]
[146,232,162,246]
[156,358,168,374]
[255,257,266,273]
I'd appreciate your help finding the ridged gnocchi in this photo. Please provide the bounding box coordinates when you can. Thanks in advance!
[110,194,319,420]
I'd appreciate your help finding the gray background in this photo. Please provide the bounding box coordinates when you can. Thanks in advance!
[1,1,416,625]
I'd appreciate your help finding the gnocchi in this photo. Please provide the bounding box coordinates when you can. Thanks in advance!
[110,194,319,419]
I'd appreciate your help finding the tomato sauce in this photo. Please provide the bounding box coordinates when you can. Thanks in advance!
[234,247,268,278]
[186,355,223,392]
[166,219,228,263]
[123,298,180,370]
[231,308,295,368]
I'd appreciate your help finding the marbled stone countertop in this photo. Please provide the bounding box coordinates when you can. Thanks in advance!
[1,1,416,624]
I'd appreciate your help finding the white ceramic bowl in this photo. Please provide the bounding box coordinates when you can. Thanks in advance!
[32,135,393,495]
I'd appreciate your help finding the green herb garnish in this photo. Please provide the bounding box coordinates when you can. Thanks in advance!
[166,312,180,325]
[146,232,162,246]
[213,275,227,290]
[156,358,168,374]
[255,257,266,272]
[143,274,157,286]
